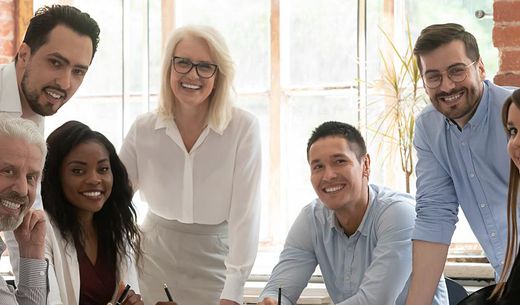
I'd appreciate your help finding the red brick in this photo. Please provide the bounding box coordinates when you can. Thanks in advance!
[494,1,520,23]
[493,25,520,48]
[494,72,520,87]
[0,39,14,57]
[499,50,520,72]
[0,19,14,37]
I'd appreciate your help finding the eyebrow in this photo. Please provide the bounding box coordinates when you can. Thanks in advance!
[49,52,90,71]
[65,158,109,166]
[424,62,468,74]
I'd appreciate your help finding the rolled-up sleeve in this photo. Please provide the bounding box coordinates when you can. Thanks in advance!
[413,118,458,245]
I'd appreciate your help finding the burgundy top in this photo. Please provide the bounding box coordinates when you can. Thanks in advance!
[77,242,116,305]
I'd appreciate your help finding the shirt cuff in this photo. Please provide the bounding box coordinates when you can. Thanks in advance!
[220,273,245,305]
[18,258,47,288]
[258,292,292,305]
[412,220,454,245]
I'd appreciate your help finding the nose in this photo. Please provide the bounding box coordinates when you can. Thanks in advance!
[438,72,456,92]
[323,165,338,181]
[86,171,101,185]
[56,70,72,89]
[12,175,29,197]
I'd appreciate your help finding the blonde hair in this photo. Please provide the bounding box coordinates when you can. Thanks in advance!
[492,89,520,299]
[157,25,234,133]
[0,115,47,163]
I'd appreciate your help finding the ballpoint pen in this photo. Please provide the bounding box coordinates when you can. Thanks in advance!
[278,286,282,305]
[115,284,131,305]
[164,283,173,302]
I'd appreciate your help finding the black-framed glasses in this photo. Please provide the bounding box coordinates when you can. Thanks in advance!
[422,61,477,89]
[172,56,218,79]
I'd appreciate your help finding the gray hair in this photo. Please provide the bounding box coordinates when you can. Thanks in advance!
[0,115,47,162]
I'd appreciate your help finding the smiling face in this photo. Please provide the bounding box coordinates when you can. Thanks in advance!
[420,40,485,127]
[309,136,370,214]
[17,24,93,116]
[170,36,216,113]
[0,135,42,231]
[60,141,113,220]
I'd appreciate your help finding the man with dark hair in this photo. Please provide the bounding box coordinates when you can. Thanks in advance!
[258,121,448,305]
[405,23,515,305]
[0,4,100,124]
[0,116,47,305]
[0,4,100,285]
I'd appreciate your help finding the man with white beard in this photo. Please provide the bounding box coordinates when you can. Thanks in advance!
[0,116,47,305]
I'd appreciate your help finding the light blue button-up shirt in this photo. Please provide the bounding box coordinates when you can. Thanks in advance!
[413,80,514,274]
[260,184,448,305]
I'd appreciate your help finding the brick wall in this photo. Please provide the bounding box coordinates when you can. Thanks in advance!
[493,0,520,86]
[0,0,15,64]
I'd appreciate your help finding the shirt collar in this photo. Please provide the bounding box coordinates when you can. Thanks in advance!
[328,185,374,237]
[444,80,490,128]
[0,62,23,114]
[154,113,223,135]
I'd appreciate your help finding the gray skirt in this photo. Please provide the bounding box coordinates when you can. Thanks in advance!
[139,211,229,305]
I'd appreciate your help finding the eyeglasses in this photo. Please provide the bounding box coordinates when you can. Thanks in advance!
[422,61,477,89]
[172,56,218,79]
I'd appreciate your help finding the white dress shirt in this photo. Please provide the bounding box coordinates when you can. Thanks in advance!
[119,107,262,303]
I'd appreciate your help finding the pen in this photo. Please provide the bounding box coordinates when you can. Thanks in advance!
[278,286,282,305]
[164,283,173,302]
[115,284,131,305]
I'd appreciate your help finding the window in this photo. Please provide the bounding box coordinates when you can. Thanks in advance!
[32,0,497,276]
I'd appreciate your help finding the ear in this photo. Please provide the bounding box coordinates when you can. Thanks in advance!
[362,154,371,179]
[477,57,486,80]
[17,43,31,67]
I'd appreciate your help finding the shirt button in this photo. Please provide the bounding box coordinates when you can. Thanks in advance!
[480,203,486,208]
[461,142,466,146]
[469,173,475,178]
[39,271,45,276]
[491,232,496,237]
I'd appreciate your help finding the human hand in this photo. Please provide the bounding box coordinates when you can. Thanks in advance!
[121,290,143,305]
[220,299,239,305]
[13,209,46,259]
[257,297,278,305]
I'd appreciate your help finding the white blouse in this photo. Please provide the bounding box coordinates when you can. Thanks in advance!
[119,107,262,302]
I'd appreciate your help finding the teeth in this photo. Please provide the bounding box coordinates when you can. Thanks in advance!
[324,185,344,193]
[181,83,201,90]
[1,199,21,209]
[442,92,463,102]
[82,192,101,197]
[45,89,62,99]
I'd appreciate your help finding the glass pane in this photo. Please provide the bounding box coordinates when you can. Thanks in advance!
[174,0,269,92]
[283,90,359,228]
[405,0,497,77]
[282,0,358,87]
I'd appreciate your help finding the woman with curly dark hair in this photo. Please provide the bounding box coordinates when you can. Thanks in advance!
[42,121,144,305]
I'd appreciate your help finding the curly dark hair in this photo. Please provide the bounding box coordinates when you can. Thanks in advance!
[42,121,141,267]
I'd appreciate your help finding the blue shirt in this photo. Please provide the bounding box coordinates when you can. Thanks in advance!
[413,80,514,274]
[260,184,448,305]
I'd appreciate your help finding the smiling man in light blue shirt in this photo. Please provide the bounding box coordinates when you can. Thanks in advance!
[405,23,515,305]
[258,121,447,305]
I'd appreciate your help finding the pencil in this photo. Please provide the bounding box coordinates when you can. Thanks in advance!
[115,284,131,305]
[164,283,173,302]
[278,286,282,305]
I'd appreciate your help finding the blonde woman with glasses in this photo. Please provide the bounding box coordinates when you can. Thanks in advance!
[120,25,262,305]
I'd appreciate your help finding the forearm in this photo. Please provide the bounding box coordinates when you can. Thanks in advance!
[405,240,449,305]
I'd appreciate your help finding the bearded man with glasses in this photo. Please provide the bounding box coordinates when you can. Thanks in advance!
[405,23,516,305]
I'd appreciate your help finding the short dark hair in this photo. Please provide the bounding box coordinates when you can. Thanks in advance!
[307,121,367,161]
[22,5,100,60]
[413,23,480,72]
[42,121,141,266]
